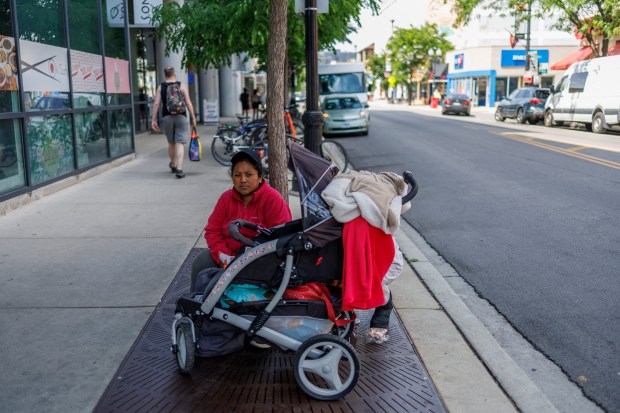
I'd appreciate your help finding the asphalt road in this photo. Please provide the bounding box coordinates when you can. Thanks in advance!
[334,107,620,412]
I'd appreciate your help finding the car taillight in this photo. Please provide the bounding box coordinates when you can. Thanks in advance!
[444,99,451,105]
[463,100,469,105]
[530,98,541,104]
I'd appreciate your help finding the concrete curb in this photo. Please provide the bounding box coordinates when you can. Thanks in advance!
[395,223,559,413]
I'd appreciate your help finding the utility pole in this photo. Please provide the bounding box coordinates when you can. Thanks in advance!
[302,0,322,155]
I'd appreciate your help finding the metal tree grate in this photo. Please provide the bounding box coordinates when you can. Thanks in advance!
[95,249,446,413]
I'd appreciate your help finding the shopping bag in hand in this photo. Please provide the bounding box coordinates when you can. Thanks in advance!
[189,127,202,161]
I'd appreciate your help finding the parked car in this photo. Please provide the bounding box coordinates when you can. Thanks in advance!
[441,94,471,116]
[495,87,550,124]
[544,55,620,134]
[322,95,369,136]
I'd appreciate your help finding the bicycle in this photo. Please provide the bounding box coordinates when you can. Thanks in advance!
[250,105,305,143]
[211,116,268,166]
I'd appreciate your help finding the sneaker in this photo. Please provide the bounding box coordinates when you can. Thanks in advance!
[367,327,389,344]
[169,162,177,173]
[175,170,185,179]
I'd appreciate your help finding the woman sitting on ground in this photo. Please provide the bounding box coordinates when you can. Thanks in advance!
[191,149,292,287]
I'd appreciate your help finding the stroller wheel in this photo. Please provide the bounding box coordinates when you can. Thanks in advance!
[331,311,355,341]
[175,320,196,375]
[294,334,359,400]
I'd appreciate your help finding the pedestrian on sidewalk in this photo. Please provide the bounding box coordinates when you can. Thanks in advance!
[239,88,250,119]
[151,66,196,179]
[252,88,261,120]
[190,149,292,288]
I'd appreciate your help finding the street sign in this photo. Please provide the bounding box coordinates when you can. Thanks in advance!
[539,62,548,75]
[523,71,533,83]
[295,0,329,14]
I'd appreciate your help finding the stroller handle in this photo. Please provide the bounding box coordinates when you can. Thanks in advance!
[228,219,259,248]
[401,171,419,205]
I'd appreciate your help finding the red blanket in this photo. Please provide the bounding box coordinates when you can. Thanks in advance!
[342,216,395,310]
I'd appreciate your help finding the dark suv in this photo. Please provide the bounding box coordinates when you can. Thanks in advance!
[495,87,550,124]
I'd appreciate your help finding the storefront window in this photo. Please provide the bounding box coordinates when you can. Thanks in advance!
[0,0,19,113]
[0,119,25,194]
[76,111,106,167]
[68,0,105,108]
[103,0,131,105]
[109,109,131,156]
[27,115,74,185]
[17,0,70,112]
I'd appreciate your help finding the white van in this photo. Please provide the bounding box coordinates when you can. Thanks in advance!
[544,55,620,134]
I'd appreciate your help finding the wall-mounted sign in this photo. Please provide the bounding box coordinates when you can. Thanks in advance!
[106,0,125,27]
[454,53,464,70]
[104,57,130,94]
[133,0,162,27]
[501,50,549,67]
[107,0,162,28]
[20,40,70,92]
[0,35,18,91]
[70,50,104,93]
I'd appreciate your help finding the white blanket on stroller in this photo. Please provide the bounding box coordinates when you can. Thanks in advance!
[321,170,411,234]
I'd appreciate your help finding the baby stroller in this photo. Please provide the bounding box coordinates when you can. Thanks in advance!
[171,142,418,400]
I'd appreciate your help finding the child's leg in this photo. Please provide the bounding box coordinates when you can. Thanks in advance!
[370,293,393,329]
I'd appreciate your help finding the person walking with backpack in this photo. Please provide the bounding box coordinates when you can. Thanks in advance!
[151,67,196,179]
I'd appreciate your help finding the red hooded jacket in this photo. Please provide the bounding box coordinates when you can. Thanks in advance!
[204,183,292,266]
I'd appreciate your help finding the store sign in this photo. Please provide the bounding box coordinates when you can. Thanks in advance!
[454,53,464,70]
[501,50,549,67]
[106,0,125,27]
[133,0,162,27]
[107,0,162,27]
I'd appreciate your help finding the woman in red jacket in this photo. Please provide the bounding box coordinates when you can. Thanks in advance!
[191,149,292,288]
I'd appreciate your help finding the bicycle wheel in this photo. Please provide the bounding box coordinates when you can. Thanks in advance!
[320,140,349,172]
[211,130,240,166]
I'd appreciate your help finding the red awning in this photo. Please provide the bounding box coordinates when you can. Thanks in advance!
[608,43,620,56]
[550,47,593,70]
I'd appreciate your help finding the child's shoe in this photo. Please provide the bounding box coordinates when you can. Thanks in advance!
[367,327,389,344]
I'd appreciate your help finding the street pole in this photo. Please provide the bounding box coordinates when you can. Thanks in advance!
[302,0,322,155]
[525,1,532,72]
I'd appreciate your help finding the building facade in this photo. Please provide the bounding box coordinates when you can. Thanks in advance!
[0,0,257,206]
[442,12,580,107]
[0,0,133,203]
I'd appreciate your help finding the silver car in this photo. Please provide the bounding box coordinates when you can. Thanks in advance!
[322,96,369,136]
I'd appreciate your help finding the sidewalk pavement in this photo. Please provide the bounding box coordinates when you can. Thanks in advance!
[1,110,566,412]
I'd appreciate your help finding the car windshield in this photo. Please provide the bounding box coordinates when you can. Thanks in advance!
[323,97,362,110]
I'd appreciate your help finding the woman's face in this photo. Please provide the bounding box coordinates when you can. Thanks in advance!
[232,160,262,198]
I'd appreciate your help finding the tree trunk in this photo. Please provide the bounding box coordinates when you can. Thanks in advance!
[267,0,289,201]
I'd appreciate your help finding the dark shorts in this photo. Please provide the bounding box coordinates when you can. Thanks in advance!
[242,103,250,110]
[252,102,260,109]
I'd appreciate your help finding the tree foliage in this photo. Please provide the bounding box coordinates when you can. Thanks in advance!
[152,0,381,70]
[365,54,390,97]
[451,0,620,57]
[386,23,453,104]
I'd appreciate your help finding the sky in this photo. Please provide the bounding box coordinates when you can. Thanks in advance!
[335,0,432,53]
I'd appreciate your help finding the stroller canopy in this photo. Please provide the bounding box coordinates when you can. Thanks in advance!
[288,142,342,247]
